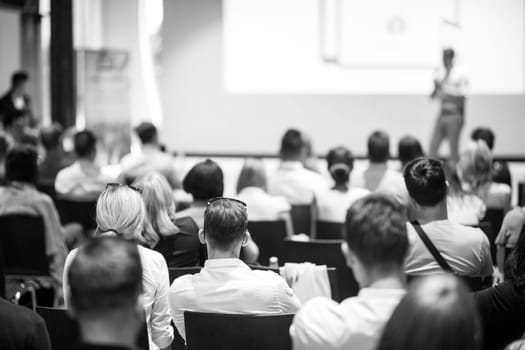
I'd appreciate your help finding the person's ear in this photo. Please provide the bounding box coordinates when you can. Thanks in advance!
[341,242,355,268]
[198,229,206,244]
[241,231,250,247]
[65,288,76,318]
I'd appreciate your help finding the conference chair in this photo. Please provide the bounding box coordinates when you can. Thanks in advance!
[248,220,288,264]
[0,215,51,309]
[36,307,149,350]
[316,221,344,240]
[290,204,315,237]
[36,183,57,201]
[184,311,294,350]
[0,241,5,299]
[282,239,358,301]
[483,209,504,238]
[250,264,339,301]
[469,221,496,263]
[518,182,525,206]
[56,199,97,230]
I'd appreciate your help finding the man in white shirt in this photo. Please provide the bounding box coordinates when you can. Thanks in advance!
[268,129,328,205]
[55,130,114,201]
[169,197,300,341]
[429,48,468,163]
[351,131,409,205]
[403,158,493,277]
[290,194,408,350]
[120,122,180,189]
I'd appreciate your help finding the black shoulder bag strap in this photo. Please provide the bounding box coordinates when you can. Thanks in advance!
[411,221,455,274]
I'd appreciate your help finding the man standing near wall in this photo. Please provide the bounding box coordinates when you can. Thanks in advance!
[0,71,33,128]
[428,48,468,163]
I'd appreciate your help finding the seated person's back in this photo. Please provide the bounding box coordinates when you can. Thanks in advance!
[169,197,300,341]
[291,194,408,350]
[55,130,114,201]
[268,129,328,205]
[316,146,369,222]
[38,124,72,185]
[403,158,492,277]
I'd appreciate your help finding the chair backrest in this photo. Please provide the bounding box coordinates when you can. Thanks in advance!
[0,241,5,298]
[470,221,496,263]
[250,264,339,301]
[0,215,50,276]
[282,239,358,301]
[483,209,504,239]
[185,311,294,350]
[36,307,149,350]
[36,183,57,201]
[406,275,489,292]
[290,205,314,236]
[56,199,97,230]
[248,220,287,264]
[168,267,202,284]
[316,221,344,240]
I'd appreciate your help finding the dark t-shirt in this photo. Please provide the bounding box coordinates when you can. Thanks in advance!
[493,161,512,187]
[72,343,141,350]
[475,280,525,350]
[0,298,51,350]
[154,216,205,267]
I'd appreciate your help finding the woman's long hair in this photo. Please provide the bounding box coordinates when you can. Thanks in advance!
[505,225,525,292]
[236,158,268,194]
[457,140,493,193]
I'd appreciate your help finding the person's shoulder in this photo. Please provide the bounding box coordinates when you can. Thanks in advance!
[489,182,511,196]
[174,216,199,232]
[0,297,46,327]
[138,245,166,267]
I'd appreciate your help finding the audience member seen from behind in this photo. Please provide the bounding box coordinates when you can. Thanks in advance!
[177,159,259,263]
[120,122,181,189]
[315,146,369,223]
[236,158,293,236]
[443,161,486,226]
[403,158,493,277]
[268,128,328,205]
[476,227,525,350]
[291,194,408,350]
[0,145,81,287]
[38,123,72,186]
[471,127,511,187]
[55,130,115,201]
[351,131,409,205]
[0,296,51,350]
[495,206,525,278]
[169,197,300,341]
[67,237,144,350]
[0,132,9,183]
[377,275,481,350]
[457,140,511,213]
[63,185,174,350]
[133,172,203,267]
[397,136,424,170]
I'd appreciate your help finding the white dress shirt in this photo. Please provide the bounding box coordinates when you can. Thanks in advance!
[447,193,486,226]
[268,161,329,205]
[63,245,174,350]
[351,163,409,205]
[55,160,115,200]
[404,220,493,277]
[290,288,406,350]
[237,187,291,221]
[120,145,179,188]
[316,187,370,223]
[169,258,301,341]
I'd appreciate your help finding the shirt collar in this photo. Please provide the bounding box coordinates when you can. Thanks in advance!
[358,287,406,299]
[204,258,249,269]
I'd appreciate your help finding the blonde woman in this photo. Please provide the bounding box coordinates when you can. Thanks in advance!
[134,172,203,267]
[63,184,174,350]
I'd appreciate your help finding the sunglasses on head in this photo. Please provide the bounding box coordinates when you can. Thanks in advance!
[207,197,247,208]
[105,183,143,194]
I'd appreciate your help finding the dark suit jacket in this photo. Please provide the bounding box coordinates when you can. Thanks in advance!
[0,90,32,125]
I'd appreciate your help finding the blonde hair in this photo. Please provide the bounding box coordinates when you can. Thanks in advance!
[457,140,493,193]
[96,186,147,244]
[236,158,267,194]
[133,173,178,245]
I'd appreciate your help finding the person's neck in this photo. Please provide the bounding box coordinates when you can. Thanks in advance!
[363,269,406,290]
[368,161,387,168]
[192,200,208,207]
[207,246,241,260]
[332,183,349,192]
[79,319,137,348]
[415,202,448,225]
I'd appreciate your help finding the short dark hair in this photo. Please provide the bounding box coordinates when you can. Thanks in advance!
[368,131,390,163]
[443,48,456,59]
[40,124,63,150]
[11,70,29,87]
[404,158,447,207]
[183,159,224,200]
[5,145,39,184]
[377,275,481,350]
[203,198,248,250]
[134,122,157,144]
[398,136,424,167]
[345,194,408,269]
[279,129,305,159]
[326,146,354,184]
[471,127,495,150]
[74,130,97,158]
[68,237,142,317]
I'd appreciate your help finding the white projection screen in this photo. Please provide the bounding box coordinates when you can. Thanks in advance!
[224,0,524,94]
